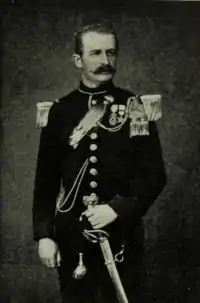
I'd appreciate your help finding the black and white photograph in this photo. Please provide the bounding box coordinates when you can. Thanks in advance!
[1,1,200,302]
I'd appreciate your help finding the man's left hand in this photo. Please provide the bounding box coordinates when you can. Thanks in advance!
[83,204,118,229]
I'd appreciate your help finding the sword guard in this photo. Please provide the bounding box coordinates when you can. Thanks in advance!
[82,229,109,243]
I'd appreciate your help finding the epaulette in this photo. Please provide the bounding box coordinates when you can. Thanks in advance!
[36,99,59,128]
[128,94,162,137]
[140,94,162,121]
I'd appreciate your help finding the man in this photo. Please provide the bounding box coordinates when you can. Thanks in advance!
[33,22,166,303]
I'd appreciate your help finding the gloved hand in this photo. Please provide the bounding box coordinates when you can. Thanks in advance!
[38,237,61,268]
[83,204,118,229]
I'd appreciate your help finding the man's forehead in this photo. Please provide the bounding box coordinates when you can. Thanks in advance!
[81,32,116,50]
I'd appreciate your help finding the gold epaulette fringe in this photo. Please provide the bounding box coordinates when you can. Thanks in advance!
[128,94,162,137]
[130,120,150,137]
[36,100,59,128]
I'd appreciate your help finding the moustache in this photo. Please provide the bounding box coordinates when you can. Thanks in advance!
[93,65,116,75]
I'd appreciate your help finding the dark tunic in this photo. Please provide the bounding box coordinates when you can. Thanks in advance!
[33,81,166,303]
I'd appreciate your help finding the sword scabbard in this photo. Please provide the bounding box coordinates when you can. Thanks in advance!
[99,237,129,303]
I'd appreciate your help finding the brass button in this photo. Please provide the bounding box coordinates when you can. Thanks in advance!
[90,144,98,151]
[89,168,98,176]
[90,181,98,188]
[89,156,97,163]
[90,133,98,140]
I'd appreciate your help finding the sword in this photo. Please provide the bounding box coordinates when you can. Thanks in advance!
[81,194,129,303]
[100,233,129,303]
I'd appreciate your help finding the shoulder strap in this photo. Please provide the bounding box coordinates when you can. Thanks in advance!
[69,103,106,149]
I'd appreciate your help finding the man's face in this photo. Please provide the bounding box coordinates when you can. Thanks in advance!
[74,31,118,86]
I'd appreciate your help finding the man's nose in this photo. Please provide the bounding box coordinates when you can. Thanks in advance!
[100,52,109,64]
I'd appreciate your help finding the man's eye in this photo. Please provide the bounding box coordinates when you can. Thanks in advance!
[107,51,117,57]
[91,50,101,55]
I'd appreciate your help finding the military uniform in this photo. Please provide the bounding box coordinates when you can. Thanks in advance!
[33,81,166,303]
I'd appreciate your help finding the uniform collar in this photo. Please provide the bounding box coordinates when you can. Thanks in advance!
[78,81,115,95]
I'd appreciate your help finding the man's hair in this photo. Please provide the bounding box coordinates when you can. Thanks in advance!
[73,21,119,56]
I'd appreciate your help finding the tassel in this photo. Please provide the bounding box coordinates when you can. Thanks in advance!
[73,253,87,280]
[36,101,54,128]
[130,119,149,137]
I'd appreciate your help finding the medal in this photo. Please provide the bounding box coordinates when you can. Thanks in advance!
[118,104,126,123]
[109,104,118,126]
[109,104,127,126]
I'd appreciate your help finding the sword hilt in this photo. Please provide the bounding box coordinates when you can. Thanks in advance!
[79,193,99,222]
[82,193,99,207]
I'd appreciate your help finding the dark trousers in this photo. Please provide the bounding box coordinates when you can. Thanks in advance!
[57,242,117,303]
[57,242,144,303]
[55,214,145,303]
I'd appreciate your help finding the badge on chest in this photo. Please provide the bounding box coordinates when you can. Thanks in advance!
[109,104,126,126]
[92,96,129,132]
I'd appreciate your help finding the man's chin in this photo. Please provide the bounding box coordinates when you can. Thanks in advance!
[95,74,114,83]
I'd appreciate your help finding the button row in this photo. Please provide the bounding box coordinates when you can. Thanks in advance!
[89,132,98,191]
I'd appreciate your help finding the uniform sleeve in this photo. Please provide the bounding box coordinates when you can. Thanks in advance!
[32,103,62,241]
[108,122,167,228]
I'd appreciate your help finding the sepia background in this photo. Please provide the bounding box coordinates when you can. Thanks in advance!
[1,1,200,302]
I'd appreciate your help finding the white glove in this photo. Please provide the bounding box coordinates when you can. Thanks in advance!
[83,204,118,229]
[38,237,61,268]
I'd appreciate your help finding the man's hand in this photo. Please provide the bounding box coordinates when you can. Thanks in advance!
[83,204,118,229]
[38,238,61,268]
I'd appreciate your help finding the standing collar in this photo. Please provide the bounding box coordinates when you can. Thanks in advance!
[78,81,115,95]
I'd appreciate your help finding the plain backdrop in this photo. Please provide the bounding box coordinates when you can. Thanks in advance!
[1,1,200,302]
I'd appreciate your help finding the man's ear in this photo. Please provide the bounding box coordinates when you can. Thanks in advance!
[73,54,83,69]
